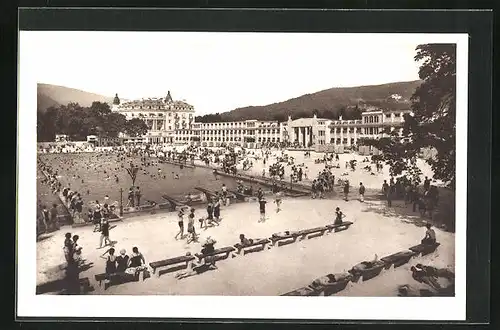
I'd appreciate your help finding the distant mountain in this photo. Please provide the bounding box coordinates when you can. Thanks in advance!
[37,83,114,111]
[216,80,422,122]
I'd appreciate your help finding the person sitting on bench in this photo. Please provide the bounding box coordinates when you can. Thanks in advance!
[116,249,129,273]
[125,246,147,275]
[334,207,345,225]
[175,253,218,280]
[421,223,437,245]
[201,237,216,255]
[239,234,253,246]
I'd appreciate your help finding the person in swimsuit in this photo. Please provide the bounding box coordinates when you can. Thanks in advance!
[213,198,221,222]
[334,207,345,225]
[116,249,129,273]
[126,246,147,274]
[93,203,102,232]
[174,257,218,280]
[63,232,73,264]
[100,247,117,277]
[274,190,283,213]
[421,223,437,245]
[186,215,198,243]
[98,219,111,248]
[175,210,184,239]
[239,234,252,246]
[258,197,267,223]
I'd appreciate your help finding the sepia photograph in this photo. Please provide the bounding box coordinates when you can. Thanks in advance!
[18,29,470,320]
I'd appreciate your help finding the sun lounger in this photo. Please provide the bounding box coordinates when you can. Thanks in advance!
[326,221,353,233]
[228,189,249,201]
[195,246,235,263]
[310,273,353,296]
[194,187,218,200]
[281,286,320,296]
[270,232,299,247]
[349,260,386,282]
[162,194,186,211]
[380,251,418,269]
[409,242,441,256]
[234,239,270,255]
[149,255,195,277]
[297,226,328,240]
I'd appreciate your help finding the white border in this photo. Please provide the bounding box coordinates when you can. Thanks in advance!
[17,32,468,320]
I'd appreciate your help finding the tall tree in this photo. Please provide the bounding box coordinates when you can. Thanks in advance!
[124,118,149,137]
[360,44,456,187]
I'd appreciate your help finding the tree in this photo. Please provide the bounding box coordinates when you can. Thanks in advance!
[360,44,456,187]
[124,118,149,137]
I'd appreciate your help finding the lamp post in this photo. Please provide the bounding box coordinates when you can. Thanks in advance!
[119,188,123,216]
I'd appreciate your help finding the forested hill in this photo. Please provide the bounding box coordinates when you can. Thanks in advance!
[37,83,114,111]
[196,80,421,122]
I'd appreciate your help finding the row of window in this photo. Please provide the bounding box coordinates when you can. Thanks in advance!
[196,137,281,142]
[200,122,279,128]
[128,113,192,118]
[121,105,193,111]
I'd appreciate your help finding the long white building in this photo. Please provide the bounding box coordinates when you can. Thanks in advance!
[111,91,411,150]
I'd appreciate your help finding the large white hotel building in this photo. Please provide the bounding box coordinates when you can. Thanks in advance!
[111,92,411,150]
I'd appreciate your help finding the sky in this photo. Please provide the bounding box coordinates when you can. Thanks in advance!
[24,31,426,115]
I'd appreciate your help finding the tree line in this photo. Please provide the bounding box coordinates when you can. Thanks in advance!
[194,105,363,123]
[360,43,456,188]
[37,102,149,142]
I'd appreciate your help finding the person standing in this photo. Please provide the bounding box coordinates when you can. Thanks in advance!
[382,180,389,199]
[213,198,221,222]
[221,184,229,206]
[274,190,283,213]
[98,219,111,248]
[258,197,267,223]
[387,185,393,207]
[135,186,142,207]
[343,181,350,201]
[50,203,59,230]
[359,182,365,202]
[42,205,50,233]
[127,187,134,207]
[175,210,184,239]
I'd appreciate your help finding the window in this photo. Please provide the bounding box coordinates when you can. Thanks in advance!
[395,113,401,117]
[330,138,335,143]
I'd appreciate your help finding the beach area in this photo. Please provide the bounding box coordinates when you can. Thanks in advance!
[37,192,454,296]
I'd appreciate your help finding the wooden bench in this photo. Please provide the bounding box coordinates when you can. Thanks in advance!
[162,194,186,211]
[297,226,328,240]
[326,221,353,233]
[195,246,235,263]
[234,239,270,255]
[380,251,417,269]
[94,272,138,289]
[270,232,299,247]
[281,286,320,296]
[409,242,441,256]
[349,260,386,282]
[149,255,195,277]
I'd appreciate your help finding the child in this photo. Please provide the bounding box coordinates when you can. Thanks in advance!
[175,210,184,239]
[258,197,267,223]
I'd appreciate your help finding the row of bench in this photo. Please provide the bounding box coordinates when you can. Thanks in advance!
[281,242,441,296]
[148,221,354,277]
